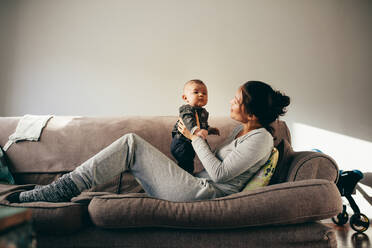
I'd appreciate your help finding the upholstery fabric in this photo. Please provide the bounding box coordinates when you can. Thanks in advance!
[287,151,339,183]
[0,116,340,247]
[88,179,342,229]
[0,184,88,233]
[0,117,238,175]
[37,222,336,248]
[0,117,290,177]
[270,119,292,146]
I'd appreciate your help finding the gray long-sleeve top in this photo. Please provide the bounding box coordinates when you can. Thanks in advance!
[193,125,274,195]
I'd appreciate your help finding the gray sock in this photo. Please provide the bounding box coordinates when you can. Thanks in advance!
[19,174,81,202]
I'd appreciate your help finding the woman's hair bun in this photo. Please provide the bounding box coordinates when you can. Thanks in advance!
[272,90,290,116]
[240,81,291,134]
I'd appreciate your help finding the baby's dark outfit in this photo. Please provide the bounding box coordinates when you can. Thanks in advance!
[171,104,209,174]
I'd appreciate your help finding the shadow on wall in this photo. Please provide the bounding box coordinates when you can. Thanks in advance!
[290,122,372,173]
[357,173,372,206]
[360,173,372,188]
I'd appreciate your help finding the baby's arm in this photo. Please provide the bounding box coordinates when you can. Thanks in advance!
[200,109,219,136]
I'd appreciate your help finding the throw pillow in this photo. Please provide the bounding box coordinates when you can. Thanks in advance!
[0,146,15,184]
[268,139,294,185]
[243,147,279,191]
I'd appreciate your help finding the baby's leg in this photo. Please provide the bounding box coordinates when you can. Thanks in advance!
[170,138,195,174]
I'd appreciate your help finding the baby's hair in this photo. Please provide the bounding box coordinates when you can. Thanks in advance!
[183,79,206,92]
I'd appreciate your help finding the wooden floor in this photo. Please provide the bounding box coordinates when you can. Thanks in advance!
[324,222,371,248]
[324,184,371,248]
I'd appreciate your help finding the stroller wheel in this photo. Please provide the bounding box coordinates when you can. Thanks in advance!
[332,211,349,226]
[350,213,370,233]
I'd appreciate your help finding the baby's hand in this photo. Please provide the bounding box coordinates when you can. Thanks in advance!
[195,129,208,139]
[208,127,220,136]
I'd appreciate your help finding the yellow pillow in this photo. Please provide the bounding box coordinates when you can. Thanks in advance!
[243,147,279,191]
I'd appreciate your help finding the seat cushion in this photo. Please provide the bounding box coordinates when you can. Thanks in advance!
[0,184,89,234]
[88,179,342,229]
[36,222,337,248]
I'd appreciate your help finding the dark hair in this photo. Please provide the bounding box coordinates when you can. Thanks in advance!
[240,81,290,134]
[183,79,206,92]
[189,79,205,85]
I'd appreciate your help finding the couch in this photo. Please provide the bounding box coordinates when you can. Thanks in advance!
[0,116,342,248]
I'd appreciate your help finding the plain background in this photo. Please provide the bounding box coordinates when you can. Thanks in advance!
[0,0,371,216]
[0,0,371,163]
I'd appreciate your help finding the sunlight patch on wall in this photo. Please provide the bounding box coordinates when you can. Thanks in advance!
[292,123,372,173]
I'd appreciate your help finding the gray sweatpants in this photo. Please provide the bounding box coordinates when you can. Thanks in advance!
[70,133,225,202]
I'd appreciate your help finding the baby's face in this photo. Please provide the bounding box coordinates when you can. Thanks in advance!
[183,83,208,107]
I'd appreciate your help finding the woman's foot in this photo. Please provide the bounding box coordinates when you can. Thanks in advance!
[17,174,81,203]
[7,185,44,203]
[7,191,21,203]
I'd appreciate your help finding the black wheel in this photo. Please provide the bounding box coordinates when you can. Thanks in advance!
[332,211,349,226]
[350,213,370,233]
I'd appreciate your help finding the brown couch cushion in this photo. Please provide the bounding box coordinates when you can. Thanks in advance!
[0,184,89,234]
[88,179,342,229]
[36,222,337,248]
[0,116,289,180]
[269,139,294,185]
[0,116,179,174]
[0,116,239,179]
[270,119,291,146]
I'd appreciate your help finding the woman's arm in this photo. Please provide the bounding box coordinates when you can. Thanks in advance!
[178,117,272,183]
[177,116,200,140]
[192,132,272,183]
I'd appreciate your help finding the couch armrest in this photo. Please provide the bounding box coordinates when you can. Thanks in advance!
[286,151,339,183]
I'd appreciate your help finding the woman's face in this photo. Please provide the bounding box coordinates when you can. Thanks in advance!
[229,88,248,123]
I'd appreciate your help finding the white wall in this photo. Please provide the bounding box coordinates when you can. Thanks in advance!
[1,0,372,170]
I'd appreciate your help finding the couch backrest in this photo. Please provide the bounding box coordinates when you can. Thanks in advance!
[0,116,291,184]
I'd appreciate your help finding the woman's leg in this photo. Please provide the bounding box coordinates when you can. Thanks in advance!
[71,133,223,202]
[18,133,223,202]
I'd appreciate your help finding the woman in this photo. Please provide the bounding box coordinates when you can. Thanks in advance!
[10,81,290,203]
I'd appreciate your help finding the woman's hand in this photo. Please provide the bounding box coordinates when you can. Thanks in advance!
[195,129,208,139]
[177,118,198,140]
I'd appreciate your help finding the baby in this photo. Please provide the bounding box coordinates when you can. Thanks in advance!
[171,79,220,174]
